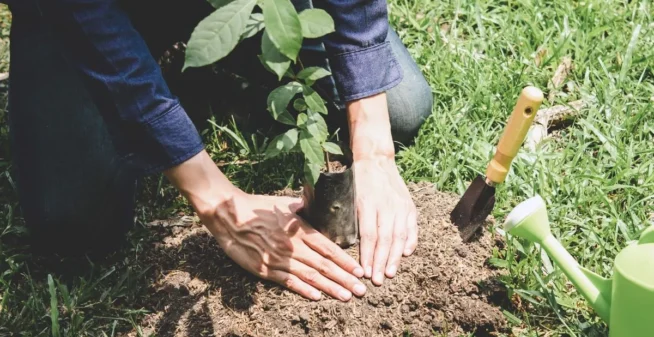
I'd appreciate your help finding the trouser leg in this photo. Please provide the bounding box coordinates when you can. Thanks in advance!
[7,8,139,257]
[300,26,433,148]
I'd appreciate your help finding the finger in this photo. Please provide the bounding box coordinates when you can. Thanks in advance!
[287,258,353,302]
[302,227,364,278]
[404,207,418,256]
[372,211,394,286]
[295,241,367,297]
[267,270,322,301]
[357,204,377,279]
[385,210,408,278]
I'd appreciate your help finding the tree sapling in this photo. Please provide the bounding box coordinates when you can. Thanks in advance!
[183,0,358,247]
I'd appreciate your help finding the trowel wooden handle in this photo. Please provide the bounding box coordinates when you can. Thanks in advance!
[486,86,544,184]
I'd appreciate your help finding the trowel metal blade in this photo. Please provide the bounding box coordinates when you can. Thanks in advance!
[450,175,496,242]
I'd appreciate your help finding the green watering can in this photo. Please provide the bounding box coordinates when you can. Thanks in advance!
[503,195,654,337]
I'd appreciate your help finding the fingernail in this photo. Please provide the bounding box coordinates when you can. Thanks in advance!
[353,283,367,296]
[386,265,397,278]
[353,267,364,277]
[373,272,384,285]
[339,289,352,301]
[365,266,372,278]
[311,289,321,300]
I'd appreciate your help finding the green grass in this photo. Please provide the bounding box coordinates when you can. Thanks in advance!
[1,0,653,336]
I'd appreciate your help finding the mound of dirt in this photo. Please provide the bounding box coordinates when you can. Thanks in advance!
[120,182,510,337]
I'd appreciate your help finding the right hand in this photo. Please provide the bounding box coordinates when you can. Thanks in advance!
[203,192,367,301]
[164,150,366,301]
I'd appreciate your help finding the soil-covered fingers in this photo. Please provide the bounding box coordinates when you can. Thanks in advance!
[372,210,394,286]
[302,226,364,278]
[294,242,367,298]
[357,205,377,279]
[285,258,357,301]
[404,206,418,256]
[385,210,409,278]
[267,270,322,301]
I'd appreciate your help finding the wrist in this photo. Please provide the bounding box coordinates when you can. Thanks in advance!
[346,93,395,161]
[163,150,242,218]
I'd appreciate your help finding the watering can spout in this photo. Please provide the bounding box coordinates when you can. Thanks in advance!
[503,195,612,323]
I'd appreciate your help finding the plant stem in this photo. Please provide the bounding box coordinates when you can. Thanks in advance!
[325,151,331,173]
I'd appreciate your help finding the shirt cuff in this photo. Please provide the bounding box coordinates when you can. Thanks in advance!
[136,102,205,175]
[327,40,403,103]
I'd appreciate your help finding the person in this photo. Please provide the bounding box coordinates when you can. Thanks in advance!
[3,0,433,302]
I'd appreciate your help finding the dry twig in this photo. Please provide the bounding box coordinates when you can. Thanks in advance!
[525,56,580,150]
[526,100,586,150]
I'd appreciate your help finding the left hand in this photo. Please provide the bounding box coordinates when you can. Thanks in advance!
[346,93,419,286]
[352,156,418,286]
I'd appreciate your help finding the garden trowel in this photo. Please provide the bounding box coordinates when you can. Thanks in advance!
[450,86,544,242]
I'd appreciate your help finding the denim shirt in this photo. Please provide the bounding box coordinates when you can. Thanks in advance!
[6,0,402,175]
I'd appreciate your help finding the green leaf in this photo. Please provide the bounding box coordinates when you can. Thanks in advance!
[298,8,335,38]
[293,98,308,111]
[322,142,342,155]
[306,110,328,143]
[265,128,299,158]
[257,55,294,80]
[303,85,327,114]
[267,82,303,125]
[260,31,291,80]
[184,0,257,70]
[48,275,61,337]
[297,67,331,84]
[208,0,235,8]
[487,258,509,269]
[297,113,308,127]
[299,129,324,165]
[241,12,265,40]
[304,161,321,186]
[502,310,523,325]
[276,110,296,126]
[263,0,303,60]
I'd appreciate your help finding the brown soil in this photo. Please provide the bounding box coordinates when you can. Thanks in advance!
[323,159,347,173]
[120,182,510,337]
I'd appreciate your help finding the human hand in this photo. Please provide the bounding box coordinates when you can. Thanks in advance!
[352,156,418,286]
[164,151,366,301]
[346,92,419,286]
[204,192,367,301]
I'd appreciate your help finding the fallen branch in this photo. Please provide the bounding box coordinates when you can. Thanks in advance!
[525,56,581,150]
[215,159,260,167]
[525,99,586,150]
[145,215,198,228]
[547,56,572,102]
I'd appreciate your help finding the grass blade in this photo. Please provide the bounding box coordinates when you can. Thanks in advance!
[47,275,60,337]
[619,23,641,84]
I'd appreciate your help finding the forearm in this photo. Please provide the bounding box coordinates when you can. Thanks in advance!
[313,0,402,103]
[163,150,240,217]
[346,93,395,161]
[42,0,204,175]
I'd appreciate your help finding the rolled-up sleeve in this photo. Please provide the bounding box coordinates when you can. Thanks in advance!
[40,0,204,175]
[313,0,403,102]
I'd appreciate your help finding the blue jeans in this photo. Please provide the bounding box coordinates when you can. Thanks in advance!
[6,0,433,256]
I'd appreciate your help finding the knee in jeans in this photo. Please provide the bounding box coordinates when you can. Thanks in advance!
[412,78,434,127]
[390,78,434,146]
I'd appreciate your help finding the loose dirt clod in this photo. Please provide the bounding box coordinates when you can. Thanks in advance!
[120,182,509,337]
